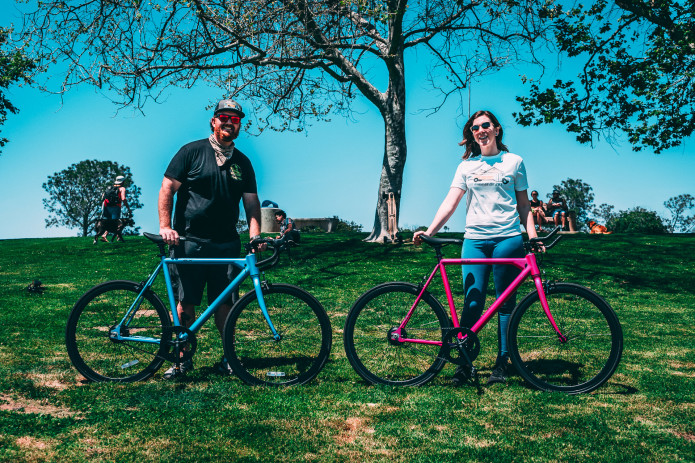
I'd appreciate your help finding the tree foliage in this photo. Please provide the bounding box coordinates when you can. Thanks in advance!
[607,207,666,234]
[591,203,616,226]
[0,28,34,154]
[42,160,143,237]
[550,178,595,226]
[18,0,550,241]
[663,194,695,233]
[514,0,694,153]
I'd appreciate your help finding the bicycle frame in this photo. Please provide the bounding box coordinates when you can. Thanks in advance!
[110,251,281,345]
[397,252,567,346]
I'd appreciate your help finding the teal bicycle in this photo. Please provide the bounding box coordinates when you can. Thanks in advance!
[66,234,332,386]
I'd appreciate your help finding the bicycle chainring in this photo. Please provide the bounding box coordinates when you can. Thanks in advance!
[441,327,481,366]
[161,326,197,363]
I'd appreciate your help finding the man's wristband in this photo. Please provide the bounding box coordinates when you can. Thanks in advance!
[250,235,261,241]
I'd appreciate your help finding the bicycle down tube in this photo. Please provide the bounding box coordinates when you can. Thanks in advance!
[111,252,281,345]
[398,253,565,346]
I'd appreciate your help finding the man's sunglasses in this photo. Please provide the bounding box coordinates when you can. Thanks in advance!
[216,114,241,124]
[471,122,493,132]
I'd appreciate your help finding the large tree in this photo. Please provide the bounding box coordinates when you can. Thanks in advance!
[43,160,143,237]
[18,0,550,241]
[514,0,694,154]
[0,28,34,155]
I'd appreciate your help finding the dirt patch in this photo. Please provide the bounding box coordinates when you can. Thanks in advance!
[673,431,695,442]
[16,436,49,450]
[32,373,72,391]
[0,393,80,419]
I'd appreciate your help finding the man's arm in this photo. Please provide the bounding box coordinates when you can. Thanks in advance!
[242,192,262,238]
[159,176,182,245]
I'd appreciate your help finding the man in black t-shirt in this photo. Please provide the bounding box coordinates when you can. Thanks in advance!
[158,99,263,379]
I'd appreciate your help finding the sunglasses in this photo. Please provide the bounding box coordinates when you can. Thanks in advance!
[471,122,493,132]
[216,114,241,124]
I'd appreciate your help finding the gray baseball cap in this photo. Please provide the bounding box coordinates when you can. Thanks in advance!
[214,99,245,118]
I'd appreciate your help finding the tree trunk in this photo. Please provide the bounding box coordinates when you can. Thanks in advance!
[364,62,407,243]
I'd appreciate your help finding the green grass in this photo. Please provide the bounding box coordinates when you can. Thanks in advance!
[0,232,694,462]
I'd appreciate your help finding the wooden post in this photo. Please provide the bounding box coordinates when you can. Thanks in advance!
[386,192,398,242]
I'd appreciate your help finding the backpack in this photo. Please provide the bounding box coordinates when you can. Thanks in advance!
[103,185,121,205]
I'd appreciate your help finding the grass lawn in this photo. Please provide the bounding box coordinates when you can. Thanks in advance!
[0,232,693,462]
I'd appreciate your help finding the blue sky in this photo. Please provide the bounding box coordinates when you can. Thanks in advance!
[1,7,693,240]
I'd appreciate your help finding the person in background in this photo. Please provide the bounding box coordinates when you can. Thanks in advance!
[414,110,542,386]
[529,190,547,233]
[275,209,300,242]
[100,175,130,242]
[546,190,568,230]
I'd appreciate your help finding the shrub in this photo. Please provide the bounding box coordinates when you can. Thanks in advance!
[333,216,363,233]
[607,207,666,234]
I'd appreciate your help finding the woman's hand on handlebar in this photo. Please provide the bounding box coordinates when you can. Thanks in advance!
[413,231,427,245]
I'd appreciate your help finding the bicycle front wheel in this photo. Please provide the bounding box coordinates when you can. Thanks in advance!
[66,280,171,382]
[508,282,623,394]
[223,283,332,386]
[343,283,451,386]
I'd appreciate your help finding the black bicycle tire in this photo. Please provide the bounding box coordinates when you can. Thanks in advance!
[65,280,171,382]
[223,283,332,386]
[343,282,451,386]
[508,282,623,394]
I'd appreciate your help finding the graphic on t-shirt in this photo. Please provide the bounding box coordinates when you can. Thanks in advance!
[470,165,509,185]
[229,164,242,181]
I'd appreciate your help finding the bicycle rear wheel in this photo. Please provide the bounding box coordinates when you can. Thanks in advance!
[223,283,332,386]
[66,280,171,382]
[343,283,450,386]
[508,282,623,394]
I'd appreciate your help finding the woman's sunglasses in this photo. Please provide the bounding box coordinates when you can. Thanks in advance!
[471,122,492,132]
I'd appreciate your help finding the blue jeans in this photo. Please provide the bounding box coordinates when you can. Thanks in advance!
[461,234,524,360]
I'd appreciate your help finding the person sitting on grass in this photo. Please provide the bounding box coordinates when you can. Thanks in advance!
[275,209,300,243]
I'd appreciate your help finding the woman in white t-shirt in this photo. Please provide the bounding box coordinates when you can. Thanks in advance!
[414,110,541,386]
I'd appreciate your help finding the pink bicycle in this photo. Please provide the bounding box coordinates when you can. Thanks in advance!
[343,227,623,394]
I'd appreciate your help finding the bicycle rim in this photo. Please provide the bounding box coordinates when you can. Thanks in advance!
[66,281,170,382]
[508,283,623,394]
[344,283,450,386]
[224,284,332,386]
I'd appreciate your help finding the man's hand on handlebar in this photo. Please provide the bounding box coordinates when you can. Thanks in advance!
[249,235,268,252]
[159,227,180,246]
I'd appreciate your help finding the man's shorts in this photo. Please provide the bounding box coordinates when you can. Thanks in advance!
[169,238,242,306]
[553,209,567,218]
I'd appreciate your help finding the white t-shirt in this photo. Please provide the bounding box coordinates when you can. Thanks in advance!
[450,152,528,239]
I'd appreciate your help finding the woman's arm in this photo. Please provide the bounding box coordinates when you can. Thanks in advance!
[516,189,538,239]
[413,187,465,244]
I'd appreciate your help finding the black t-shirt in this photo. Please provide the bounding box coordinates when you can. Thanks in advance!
[165,139,257,242]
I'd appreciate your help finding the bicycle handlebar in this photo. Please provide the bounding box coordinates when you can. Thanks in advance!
[418,225,563,254]
[247,235,297,271]
[142,232,297,270]
[527,226,563,252]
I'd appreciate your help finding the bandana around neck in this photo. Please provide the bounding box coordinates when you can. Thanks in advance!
[208,134,236,167]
